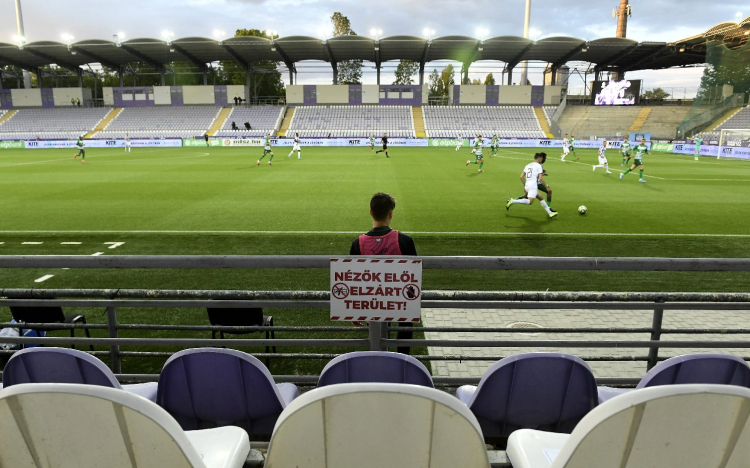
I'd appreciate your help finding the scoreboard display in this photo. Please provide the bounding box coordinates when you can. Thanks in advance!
[591,79,642,106]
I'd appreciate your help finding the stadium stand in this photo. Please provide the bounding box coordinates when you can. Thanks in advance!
[455,353,598,439]
[557,105,642,138]
[95,106,221,139]
[0,383,251,468]
[638,106,691,139]
[423,106,546,138]
[265,383,491,468]
[597,353,750,403]
[507,385,750,468]
[214,106,284,137]
[542,106,557,125]
[287,105,415,138]
[316,351,434,388]
[3,347,158,401]
[0,107,110,139]
[704,106,750,140]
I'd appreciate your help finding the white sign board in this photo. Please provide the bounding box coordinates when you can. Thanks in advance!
[330,258,422,322]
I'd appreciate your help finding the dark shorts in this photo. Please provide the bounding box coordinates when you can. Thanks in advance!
[382,145,388,150]
[634,159,643,166]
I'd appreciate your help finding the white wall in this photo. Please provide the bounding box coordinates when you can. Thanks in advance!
[103,87,114,106]
[499,85,532,105]
[458,85,486,105]
[226,85,246,101]
[182,85,215,105]
[286,85,304,104]
[316,85,349,104]
[52,88,84,106]
[422,84,429,105]
[544,86,563,105]
[153,86,172,105]
[362,85,379,104]
[10,89,42,107]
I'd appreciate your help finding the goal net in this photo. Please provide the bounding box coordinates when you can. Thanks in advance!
[718,129,750,160]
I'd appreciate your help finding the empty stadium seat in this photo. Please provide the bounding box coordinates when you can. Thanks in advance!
[215,106,284,137]
[455,353,598,439]
[156,348,297,437]
[704,106,750,141]
[0,107,110,134]
[507,385,750,468]
[317,351,434,388]
[98,106,221,139]
[0,383,250,468]
[597,353,750,403]
[2,347,158,401]
[423,105,546,138]
[265,383,491,468]
[287,105,415,138]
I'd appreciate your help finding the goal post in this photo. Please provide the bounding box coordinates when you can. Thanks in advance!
[718,129,750,160]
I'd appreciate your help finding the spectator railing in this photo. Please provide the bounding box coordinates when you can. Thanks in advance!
[1,255,749,388]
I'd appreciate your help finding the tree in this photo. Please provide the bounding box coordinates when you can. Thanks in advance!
[641,88,671,101]
[696,57,750,103]
[484,73,496,85]
[393,60,419,85]
[440,64,455,94]
[331,12,363,84]
[220,28,285,98]
[428,68,445,97]
[471,78,482,85]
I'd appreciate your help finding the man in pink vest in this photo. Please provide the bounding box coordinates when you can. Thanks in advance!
[350,192,417,354]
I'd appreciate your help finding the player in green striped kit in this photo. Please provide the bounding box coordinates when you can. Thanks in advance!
[368,134,376,153]
[490,134,499,158]
[569,134,579,160]
[257,134,274,166]
[466,135,484,172]
[73,136,86,163]
[693,135,704,161]
[620,138,649,183]
[621,139,632,166]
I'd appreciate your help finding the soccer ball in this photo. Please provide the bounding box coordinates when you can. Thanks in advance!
[578,205,587,215]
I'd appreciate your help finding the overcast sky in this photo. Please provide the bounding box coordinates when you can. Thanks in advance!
[1,0,746,94]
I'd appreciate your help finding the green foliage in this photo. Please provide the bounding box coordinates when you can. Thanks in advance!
[428,69,445,97]
[642,87,671,100]
[441,64,455,93]
[484,73,496,85]
[696,43,750,102]
[219,28,284,97]
[393,60,419,85]
[471,78,482,85]
[331,12,363,84]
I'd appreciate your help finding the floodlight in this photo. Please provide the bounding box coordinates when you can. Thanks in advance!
[61,33,74,43]
[213,30,225,39]
[12,34,26,48]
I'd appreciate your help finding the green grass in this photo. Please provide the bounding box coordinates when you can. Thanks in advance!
[1,145,749,375]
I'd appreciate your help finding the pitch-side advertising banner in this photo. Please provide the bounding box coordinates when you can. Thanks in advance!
[458,139,651,150]
[330,258,422,323]
[0,141,25,149]
[219,138,428,147]
[672,143,750,160]
[24,139,182,149]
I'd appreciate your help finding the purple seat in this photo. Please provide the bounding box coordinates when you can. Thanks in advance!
[156,348,297,437]
[2,347,157,401]
[598,353,750,403]
[317,351,434,388]
[455,353,598,439]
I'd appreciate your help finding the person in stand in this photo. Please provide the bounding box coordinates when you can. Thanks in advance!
[76,98,81,107]
[350,192,417,355]
[71,98,75,106]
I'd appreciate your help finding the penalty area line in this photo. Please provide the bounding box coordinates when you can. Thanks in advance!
[0,230,749,238]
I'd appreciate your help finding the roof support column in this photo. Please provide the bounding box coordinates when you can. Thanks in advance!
[419,62,425,86]
[118,68,124,87]
[246,65,251,103]
[332,62,338,85]
[160,68,166,87]
[78,68,83,88]
[35,69,42,88]
[376,62,381,85]
[202,67,208,86]
[289,69,294,86]
[507,68,513,85]
[463,63,469,85]
[550,66,557,86]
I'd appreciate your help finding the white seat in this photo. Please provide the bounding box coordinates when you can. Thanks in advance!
[507,384,750,468]
[265,382,490,468]
[0,383,250,468]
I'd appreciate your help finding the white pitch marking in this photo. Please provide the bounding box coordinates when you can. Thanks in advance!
[34,275,54,283]
[91,252,105,256]
[104,242,125,249]
[0,230,748,238]
[61,242,82,245]
[22,242,43,245]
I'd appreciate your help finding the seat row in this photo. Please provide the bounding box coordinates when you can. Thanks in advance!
[2,349,750,467]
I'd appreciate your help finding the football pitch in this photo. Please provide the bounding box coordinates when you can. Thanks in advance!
[1,145,749,374]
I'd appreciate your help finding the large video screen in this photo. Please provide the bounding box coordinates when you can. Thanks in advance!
[591,79,642,106]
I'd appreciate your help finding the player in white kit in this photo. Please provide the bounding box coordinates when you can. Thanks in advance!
[505,153,557,218]
[288,133,301,159]
[125,133,131,153]
[455,133,462,151]
[592,140,611,173]
[560,134,570,161]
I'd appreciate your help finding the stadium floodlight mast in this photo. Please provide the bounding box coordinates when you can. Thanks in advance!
[370,29,383,40]
[14,0,32,88]
[476,28,489,41]
[113,33,125,47]
[520,0,531,86]
[213,30,226,41]
[423,28,436,41]
[265,29,278,39]
[162,30,175,45]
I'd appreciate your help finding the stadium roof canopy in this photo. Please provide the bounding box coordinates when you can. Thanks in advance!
[0,18,747,85]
